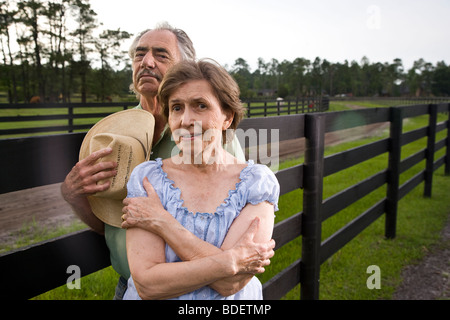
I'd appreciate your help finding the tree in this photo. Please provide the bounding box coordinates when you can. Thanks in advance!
[70,0,97,103]
[94,28,132,101]
[41,0,72,102]
[17,0,46,101]
[230,58,252,98]
[432,62,450,96]
[0,1,19,102]
[407,59,435,97]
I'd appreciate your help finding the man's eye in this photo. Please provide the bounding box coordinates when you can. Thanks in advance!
[198,103,207,109]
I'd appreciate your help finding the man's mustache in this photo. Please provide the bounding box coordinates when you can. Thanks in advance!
[137,69,162,81]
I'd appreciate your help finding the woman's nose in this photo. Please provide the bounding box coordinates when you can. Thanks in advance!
[181,108,195,127]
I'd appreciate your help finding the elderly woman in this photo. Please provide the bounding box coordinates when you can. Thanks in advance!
[121,59,280,300]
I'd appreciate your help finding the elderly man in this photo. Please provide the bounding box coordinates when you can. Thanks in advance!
[60,22,247,299]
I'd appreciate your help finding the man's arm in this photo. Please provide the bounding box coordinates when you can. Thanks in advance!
[61,147,117,234]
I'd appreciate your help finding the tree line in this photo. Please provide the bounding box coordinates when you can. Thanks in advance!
[227,56,450,99]
[1,0,132,103]
[1,0,449,104]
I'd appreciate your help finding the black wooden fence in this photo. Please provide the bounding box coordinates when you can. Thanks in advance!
[0,103,449,300]
[0,97,329,137]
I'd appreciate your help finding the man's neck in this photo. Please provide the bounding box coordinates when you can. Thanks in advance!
[140,95,158,114]
[140,95,167,146]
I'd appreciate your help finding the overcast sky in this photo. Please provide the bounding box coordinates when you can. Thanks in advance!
[90,0,450,71]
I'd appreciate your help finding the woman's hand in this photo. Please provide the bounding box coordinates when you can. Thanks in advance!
[227,218,275,275]
[121,177,168,233]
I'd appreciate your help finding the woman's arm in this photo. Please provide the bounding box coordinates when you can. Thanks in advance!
[209,200,275,295]
[123,177,275,297]
[122,177,274,262]
[126,218,270,300]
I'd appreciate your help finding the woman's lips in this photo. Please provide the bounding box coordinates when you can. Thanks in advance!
[180,133,202,141]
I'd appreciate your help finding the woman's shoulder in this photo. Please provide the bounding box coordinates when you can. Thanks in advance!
[243,161,278,185]
[127,159,165,197]
[238,162,280,210]
[133,157,163,172]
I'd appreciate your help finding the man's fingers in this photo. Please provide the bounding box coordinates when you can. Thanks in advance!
[85,147,113,163]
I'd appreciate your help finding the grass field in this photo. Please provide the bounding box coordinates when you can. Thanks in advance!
[2,100,449,300]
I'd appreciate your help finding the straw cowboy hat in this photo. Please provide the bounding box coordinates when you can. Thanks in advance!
[79,109,155,227]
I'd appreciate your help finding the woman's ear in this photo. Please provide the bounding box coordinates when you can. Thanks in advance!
[222,110,235,130]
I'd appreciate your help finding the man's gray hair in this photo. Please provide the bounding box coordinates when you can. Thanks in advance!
[128,21,196,62]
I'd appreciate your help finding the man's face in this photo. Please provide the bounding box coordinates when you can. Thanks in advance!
[132,29,181,98]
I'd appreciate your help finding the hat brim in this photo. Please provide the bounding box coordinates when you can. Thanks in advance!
[80,109,155,227]
[88,196,124,228]
[80,109,154,161]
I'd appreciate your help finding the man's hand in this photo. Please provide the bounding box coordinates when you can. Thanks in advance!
[61,147,117,203]
[60,147,117,234]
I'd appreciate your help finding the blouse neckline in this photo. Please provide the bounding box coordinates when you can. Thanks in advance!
[154,158,254,217]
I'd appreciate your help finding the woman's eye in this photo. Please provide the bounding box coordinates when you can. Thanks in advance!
[172,105,181,112]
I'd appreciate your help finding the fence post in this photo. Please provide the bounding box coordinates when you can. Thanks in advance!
[385,107,403,239]
[424,104,438,197]
[321,96,330,111]
[68,105,73,133]
[301,113,325,300]
[445,103,450,176]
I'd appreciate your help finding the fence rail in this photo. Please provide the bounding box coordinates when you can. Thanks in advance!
[0,103,449,300]
[0,98,329,137]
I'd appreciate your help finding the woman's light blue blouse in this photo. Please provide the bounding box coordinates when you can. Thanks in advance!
[123,158,280,300]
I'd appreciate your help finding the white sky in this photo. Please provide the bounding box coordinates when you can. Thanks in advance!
[90,0,450,71]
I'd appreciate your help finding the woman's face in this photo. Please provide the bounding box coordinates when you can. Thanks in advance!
[168,80,233,159]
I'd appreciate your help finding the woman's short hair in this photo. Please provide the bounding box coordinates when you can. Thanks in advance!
[158,59,245,135]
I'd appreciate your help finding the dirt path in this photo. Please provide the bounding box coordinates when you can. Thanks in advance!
[392,214,450,300]
[0,183,77,245]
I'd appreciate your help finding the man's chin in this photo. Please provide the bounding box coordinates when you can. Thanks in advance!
[137,83,159,97]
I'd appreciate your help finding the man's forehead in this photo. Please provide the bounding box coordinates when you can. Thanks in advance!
[137,29,178,50]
